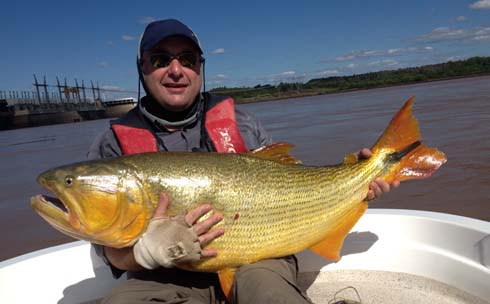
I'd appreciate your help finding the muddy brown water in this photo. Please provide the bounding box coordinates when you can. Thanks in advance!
[1,76,489,262]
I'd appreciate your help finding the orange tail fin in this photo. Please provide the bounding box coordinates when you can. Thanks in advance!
[372,97,447,183]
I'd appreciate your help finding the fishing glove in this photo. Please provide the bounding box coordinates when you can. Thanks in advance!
[133,216,201,269]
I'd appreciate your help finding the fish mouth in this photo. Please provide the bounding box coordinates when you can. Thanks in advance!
[39,195,68,213]
[30,193,84,240]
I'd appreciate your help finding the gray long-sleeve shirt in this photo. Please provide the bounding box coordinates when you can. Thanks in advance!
[88,102,272,278]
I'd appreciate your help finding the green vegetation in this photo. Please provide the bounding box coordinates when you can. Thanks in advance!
[210,56,490,103]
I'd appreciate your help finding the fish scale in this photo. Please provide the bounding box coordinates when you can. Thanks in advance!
[115,151,387,271]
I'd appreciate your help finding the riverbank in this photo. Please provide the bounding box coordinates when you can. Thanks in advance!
[233,73,490,104]
[213,56,490,104]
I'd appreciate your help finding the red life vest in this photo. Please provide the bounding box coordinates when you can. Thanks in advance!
[112,98,248,155]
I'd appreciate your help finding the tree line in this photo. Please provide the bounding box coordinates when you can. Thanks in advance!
[210,56,490,103]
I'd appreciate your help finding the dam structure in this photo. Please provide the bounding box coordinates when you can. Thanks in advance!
[0,76,137,130]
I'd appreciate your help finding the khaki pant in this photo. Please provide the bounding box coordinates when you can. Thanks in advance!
[102,256,312,304]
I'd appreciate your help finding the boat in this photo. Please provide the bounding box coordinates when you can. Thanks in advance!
[102,97,137,118]
[1,209,489,303]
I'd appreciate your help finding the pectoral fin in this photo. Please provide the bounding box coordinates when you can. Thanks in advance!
[218,267,237,300]
[309,202,368,261]
[343,153,359,165]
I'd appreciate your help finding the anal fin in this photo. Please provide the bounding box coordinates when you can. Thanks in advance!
[218,267,237,300]
[309,202,368,261]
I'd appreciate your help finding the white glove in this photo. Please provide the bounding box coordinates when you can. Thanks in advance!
[133,215,201,269]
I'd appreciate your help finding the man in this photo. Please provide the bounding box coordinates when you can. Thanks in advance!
[88,19,397,303]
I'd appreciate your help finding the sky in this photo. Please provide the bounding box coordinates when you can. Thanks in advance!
[1,0,489,97]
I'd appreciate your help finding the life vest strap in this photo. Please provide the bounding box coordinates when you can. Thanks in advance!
[205,98,248,153]
[112,124,158,154]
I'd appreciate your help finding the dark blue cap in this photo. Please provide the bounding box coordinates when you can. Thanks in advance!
[138,19,203,58]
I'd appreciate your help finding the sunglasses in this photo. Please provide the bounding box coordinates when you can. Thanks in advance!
[148,51,200,69]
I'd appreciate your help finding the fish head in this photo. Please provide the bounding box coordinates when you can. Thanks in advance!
[30,160,153,248]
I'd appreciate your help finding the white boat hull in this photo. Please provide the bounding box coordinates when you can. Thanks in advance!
[1,209,489,303]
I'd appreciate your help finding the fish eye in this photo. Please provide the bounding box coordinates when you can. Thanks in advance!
[65,176,74,186]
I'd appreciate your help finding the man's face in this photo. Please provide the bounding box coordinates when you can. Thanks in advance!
[141,36,202,111]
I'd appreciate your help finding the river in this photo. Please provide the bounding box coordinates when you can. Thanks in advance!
[0,76,489,261]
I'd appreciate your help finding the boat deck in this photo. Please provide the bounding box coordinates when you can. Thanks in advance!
[300,270,489,304]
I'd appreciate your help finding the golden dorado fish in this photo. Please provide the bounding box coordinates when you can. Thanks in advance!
[31,97,446,296]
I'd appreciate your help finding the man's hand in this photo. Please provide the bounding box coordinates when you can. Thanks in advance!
[133,193,224,269]
[359,148,400,201]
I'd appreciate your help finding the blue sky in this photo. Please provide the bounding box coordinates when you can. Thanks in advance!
[1,0,489,97]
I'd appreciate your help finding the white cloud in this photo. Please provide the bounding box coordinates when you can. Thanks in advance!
[347,63,356,68]
[470,0,490,9]
[97,61,110,68]
[336,50,384,61]
[280,71,296,76]
[363,50,384,56]
[211,48,225,55]
[122,35,136,41]
[107,41,115,47]
[318,69,339,75]
[418,27,465,42]
[474,34,490,41]
[336,54,356,61]
[446,56,463,61]
[211,74,227,80]
[337,47,433,61]
[456,16,467,22]
[368,59,399,67]
[140,16,156,24]
[417,26,490,43]
[100,85,123,91]
[474,28,490,41]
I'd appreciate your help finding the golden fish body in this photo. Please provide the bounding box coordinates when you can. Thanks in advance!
[118,150,380,272]
[31,97,446,283]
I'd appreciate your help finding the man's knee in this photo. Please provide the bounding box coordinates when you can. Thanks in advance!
[101,279,205,304]
[235,263,285,290]
[231,257,311,304]
[102,292,133,304]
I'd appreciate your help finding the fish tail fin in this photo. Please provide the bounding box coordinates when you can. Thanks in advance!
[371,97,447,183]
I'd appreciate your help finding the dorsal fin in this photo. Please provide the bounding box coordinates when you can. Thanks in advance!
[249,143,302,164]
